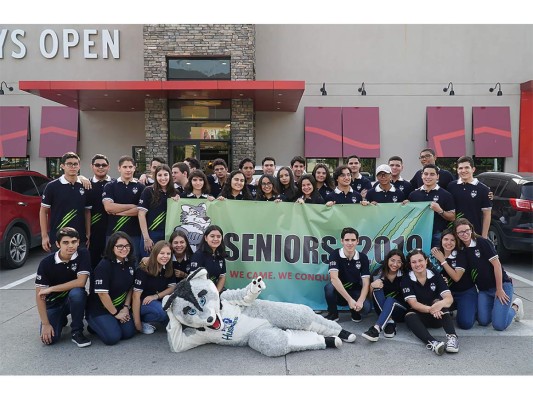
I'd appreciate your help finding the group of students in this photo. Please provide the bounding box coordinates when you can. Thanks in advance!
[36,224,228,347]
[35,149,524,354]
[322,221,523,357]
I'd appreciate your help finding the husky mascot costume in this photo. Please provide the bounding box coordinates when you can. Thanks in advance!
[163,268,356,357]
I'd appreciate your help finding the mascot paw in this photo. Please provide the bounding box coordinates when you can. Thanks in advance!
[243,277,266,304]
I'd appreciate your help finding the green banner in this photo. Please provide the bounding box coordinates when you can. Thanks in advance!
[165,200,434,309]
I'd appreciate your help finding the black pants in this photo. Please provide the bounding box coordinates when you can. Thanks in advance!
[405,310,456,344]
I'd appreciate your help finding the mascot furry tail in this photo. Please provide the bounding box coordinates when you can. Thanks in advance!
[163,268,356,357]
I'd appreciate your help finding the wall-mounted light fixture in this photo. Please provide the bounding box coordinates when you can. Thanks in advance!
[320,83,327,96]
[0,81,14,95]
[358,82,366,96]
[489,82,503,96]
[443,82,455,96]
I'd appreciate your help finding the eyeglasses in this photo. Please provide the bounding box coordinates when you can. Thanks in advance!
[261,182,273,186]
[339,173,351,178]
[115,244,131,250]
[419,154,433,160]
[64,162,79,167]
[93,163,108,168]
[456,229,472,236]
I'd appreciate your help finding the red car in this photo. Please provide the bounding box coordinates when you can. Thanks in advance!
[0,170,50,269]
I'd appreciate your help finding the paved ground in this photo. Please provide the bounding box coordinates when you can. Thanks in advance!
[1,248,531,397]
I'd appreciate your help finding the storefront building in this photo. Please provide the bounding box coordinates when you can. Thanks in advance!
[1,24,532,178]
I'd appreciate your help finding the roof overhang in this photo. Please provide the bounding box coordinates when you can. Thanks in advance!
[19,80,305,112]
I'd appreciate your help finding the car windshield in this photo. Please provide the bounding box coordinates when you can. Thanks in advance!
[521,183,533,200]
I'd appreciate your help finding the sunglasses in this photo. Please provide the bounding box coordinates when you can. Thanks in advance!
[93,163,109,168]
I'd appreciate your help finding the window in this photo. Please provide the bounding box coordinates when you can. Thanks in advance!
[306,158,377,180]
[473,157,505,174]
[0,157,29,170]
[32,176,50,195]
[132,146,146,179]
[168,58,230,80]
[169,100,231,141]
[46,158,62,179]
[11,176,39,196]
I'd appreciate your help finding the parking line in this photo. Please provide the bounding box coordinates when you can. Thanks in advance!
[0,273,36,290]
[507,272,533,287]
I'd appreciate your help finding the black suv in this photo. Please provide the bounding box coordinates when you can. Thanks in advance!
[476,172,533,261]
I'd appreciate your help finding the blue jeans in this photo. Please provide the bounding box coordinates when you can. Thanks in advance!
[140,299,169,325]
[324,282,371,316]
[139,230,166,258]
[452,286,478,330]
[477,282,515,331]
[40,287,87,344]
[372,289,407,329]
[86,312,136,345]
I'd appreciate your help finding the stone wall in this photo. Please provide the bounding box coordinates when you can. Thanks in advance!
[143,24,255,168]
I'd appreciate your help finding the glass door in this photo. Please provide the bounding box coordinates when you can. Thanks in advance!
[169,141,231,173]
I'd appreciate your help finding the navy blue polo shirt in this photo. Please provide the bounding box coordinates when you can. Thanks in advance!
[408,185,455,234]
[463,237,511,291]
[207,175,225,198]
[183,191,210,199]
[370,265,407,305]
[138,186,172,234]
[258,194,285,202]
[41,176,91,242]
[447,178,492,235]
[87,176,111,238]
[173,255,192,283]
[247,183,258,199]
[410,168,455,190]
[325,187,363,204]
[174,183,185,195]
[392,178,414,197]
[318,185,334,201]
[366,184,405,203]
[298,193,326,204]
[102,177,145,237]
[223,191,250,200]
[350,175,372,193]
[401,269,451,307]
[440,250,475,293]
[280,185,298,202]
[86,258,135,316]
[35,248,91,307]
[190,249,227,285]
[133,266,176,300]
[327,248,370,292]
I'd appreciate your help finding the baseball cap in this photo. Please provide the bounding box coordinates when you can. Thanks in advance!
[376,164,392,175]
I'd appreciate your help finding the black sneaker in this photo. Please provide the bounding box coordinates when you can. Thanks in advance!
[325,336,342,348]
[324,313,339,322]
[71,332,91,348]
[383,322,396,338]
[338,329,356,343]
[350,310,362,322]
[362,326,380,342]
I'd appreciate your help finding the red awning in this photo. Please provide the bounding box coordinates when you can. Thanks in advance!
[39,107,79,157]
[304,107,343,158]
[426,107,466,157]
[342,107,380,158]
[0,106,29,157]
[19,80,305,112]
[472,106,513,157]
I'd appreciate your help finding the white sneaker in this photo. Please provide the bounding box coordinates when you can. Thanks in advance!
[142,322,156,334]
[512,298,524,322]
[426,340,445,356]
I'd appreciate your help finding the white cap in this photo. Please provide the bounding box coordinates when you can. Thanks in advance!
[376,164,392,175]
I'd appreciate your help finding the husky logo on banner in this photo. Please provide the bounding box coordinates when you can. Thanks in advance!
[174,203,211,252]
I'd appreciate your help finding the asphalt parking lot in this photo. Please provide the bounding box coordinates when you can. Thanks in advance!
[1,247,531,397]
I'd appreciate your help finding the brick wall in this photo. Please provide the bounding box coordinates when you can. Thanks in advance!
[143,24,255,169]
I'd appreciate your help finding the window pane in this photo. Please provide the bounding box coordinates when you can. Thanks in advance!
[170,121,231,141]
[0,177,11,190]
[169,100,231,120]
[0,157,29,170]
[32,176,50,195]
[168,58,230,80]
[46,158,62,179]
[11,176,38,196]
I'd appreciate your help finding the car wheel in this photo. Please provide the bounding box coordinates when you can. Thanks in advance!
[488,225,511,263]
[4,227,29,269]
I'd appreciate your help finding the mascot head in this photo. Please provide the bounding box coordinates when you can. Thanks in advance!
[163,268,223,330]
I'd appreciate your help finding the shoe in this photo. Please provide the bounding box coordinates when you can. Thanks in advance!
[338,329,356,343]
[445,334,459,353]
[324,313,339,322]
[71,332,91,348]
[513,298,524,322]
[142,322,156,334]
[426,340,445,356]
[383,322,396,338]
[324,336,342,349]
[350,310,362,323]
[362,326,380,342]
